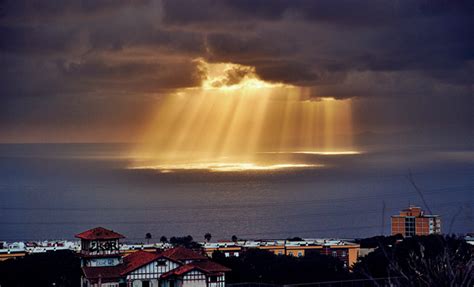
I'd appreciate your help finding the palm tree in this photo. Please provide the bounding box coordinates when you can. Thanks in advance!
[204,232,212,242]
[160,236,168,244]
[145,233,152,244]
[231,235,238,243]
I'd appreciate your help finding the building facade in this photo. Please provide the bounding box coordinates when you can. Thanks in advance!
[76,227,124,268]
[203,239,360,268]
[76,227,230,287]
[391,206,441,236]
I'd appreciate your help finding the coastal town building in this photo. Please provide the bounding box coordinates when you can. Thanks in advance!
[203,239,360,268]
[76,227,124,268]
[76,227,230,287]
[391,206,441,236]
[0,235,361,269]
[0,240,79,261]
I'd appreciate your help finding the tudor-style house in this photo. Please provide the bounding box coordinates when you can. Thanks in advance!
[76,227,230,287]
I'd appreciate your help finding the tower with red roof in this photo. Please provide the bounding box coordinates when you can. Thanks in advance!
[75,226,125,268]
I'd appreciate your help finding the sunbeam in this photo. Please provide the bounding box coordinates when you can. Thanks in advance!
[130,60,357,172]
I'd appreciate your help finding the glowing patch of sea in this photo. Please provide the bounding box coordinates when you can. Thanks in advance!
[263,150,362,155]
[129,162,322,173]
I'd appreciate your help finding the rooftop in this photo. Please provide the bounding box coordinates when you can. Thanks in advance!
[75,227,125,240]
[161,246,208,261]
[82,266,122,281]
[121,250,160,275]
[203,239,359,249]
[82,246,230,281]
[161,260,230,278]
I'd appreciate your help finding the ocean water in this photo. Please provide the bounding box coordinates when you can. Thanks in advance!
[0,143,472,242]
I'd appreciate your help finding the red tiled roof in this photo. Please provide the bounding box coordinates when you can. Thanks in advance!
[161,260,230,278]
[161,264,195,278]
[155,253,184,265]
[191,261,231,273]
[75,227,125,240]
[120,251,160,275]
[82,248,229,281]
[82,251,160,279]
[82,266,122,281]
[162,246,207,261]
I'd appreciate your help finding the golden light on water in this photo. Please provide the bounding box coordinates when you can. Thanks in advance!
[289,151,361,155]
[130,162,321,173]
[130,60,358,172]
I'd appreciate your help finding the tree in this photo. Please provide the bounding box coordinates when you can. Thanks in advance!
[160,236,168,244]
[204,232,212,242]
[286,237,303,242]
[145,233,152,244]
[353,235,473,286]
[231,235,238,243]
[212,248,350,284]
[0,250,81,287]
[356,234,403,248]
[170,235,201,249]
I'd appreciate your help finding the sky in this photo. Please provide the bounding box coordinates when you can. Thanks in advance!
[0,0,472,144]
[0,1,472,240]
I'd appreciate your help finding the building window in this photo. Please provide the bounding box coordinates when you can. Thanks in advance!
[341,251,347,257]
[297,252,303,257]
[157,260,166,266]
[209,276,218,282]
[332,251,337,257]
[142,281,150,287]
[405,217,415,236]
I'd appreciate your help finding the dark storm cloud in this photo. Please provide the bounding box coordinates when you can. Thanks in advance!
[87,26,206,55]
[199,1,473,88]
[163,0,473,88]
[163,0,472,27]
[61,59,202,92]
[0,56,202,101]
[255,61,318,85]
[0,0,472,141]
[0,24,80,54]
[205,32,294,61]
[1,0,152,21]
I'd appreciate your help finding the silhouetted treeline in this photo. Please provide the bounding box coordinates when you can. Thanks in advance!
[356,234,403,248]
[0,250,80,287]
[0,235,471,286]
[353,234,473,286]
[213,235,472,286]
[212,248,351,284]
[169,235,202,249]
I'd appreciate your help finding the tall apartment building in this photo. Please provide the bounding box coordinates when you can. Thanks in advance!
[391,206,441,236]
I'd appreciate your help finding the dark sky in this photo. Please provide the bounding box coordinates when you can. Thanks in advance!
[0,0,472,143]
